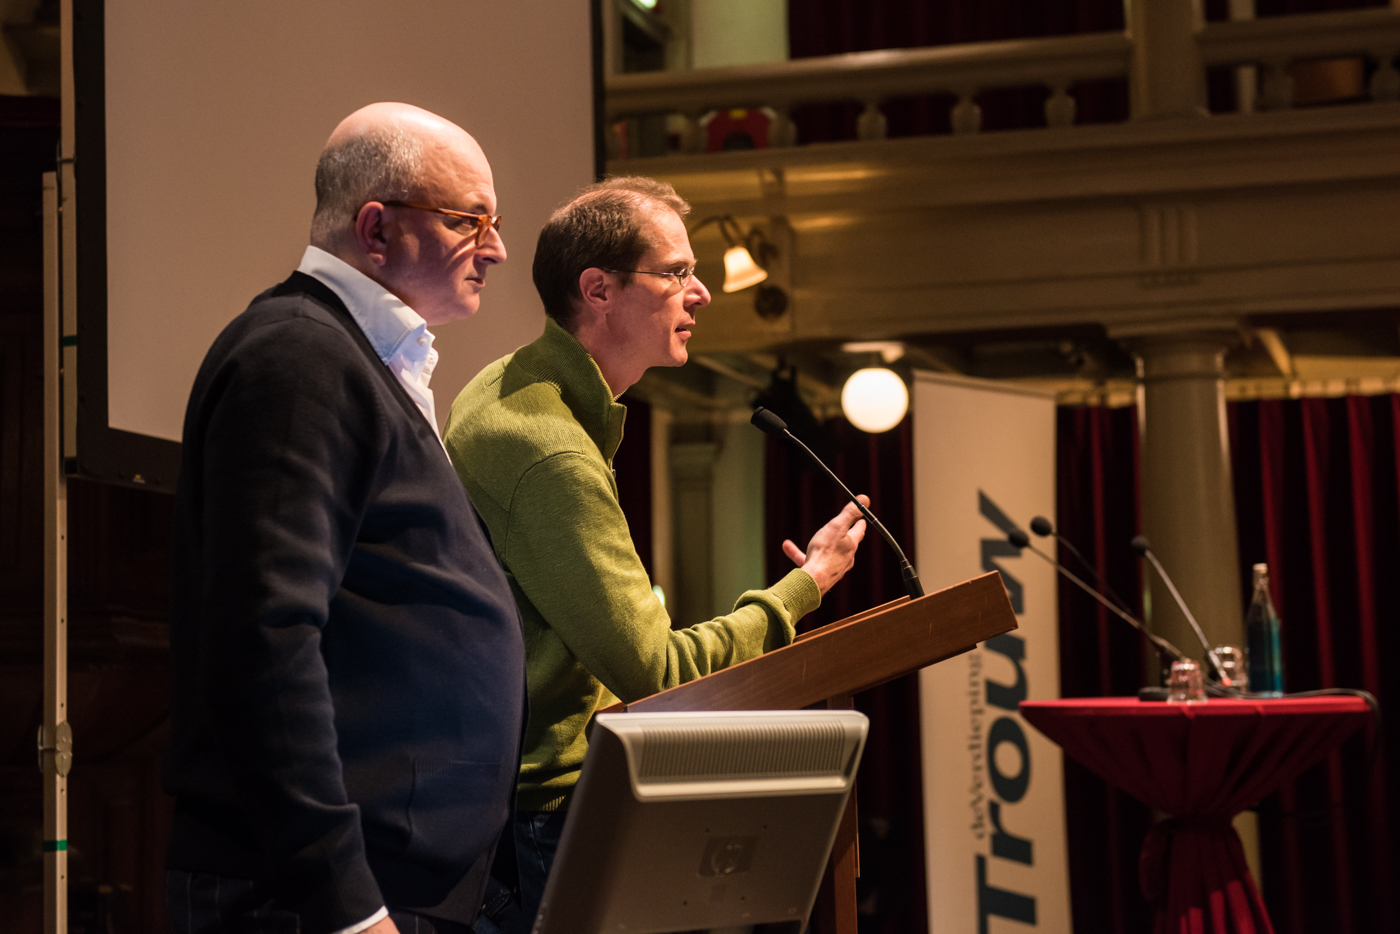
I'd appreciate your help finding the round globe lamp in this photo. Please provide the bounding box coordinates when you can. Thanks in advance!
[841,367,909,433]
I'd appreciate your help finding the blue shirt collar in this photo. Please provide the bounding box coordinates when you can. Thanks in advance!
[296,245,435,370]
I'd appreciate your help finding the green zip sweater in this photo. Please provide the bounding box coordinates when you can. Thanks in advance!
[444,318,821,811]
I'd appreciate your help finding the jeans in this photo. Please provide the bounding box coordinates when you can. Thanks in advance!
[474,810,568,934]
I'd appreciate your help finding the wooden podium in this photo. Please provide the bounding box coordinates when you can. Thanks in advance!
[604,571,1018,934]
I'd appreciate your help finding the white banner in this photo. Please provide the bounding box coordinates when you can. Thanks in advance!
[912,372,1071,934]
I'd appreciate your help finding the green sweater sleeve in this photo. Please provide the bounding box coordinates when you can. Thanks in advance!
[503,450,820,704]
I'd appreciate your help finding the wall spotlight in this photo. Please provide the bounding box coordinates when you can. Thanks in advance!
[723,242,767,292]
[690,214,784,300]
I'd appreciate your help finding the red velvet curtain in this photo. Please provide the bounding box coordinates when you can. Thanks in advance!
[1053,397,1400,932]
[764,416,926,934]
[1055,405,1155,933]
[614,394,653,580]
[786,0,1129,142]
[1230,396,1399,933]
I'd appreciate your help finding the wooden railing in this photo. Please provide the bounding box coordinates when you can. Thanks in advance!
[605,6,1400,158]
[1200,8,1400,109]
[607,31,1131,151]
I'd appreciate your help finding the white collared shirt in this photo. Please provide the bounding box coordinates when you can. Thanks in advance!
[297,245,447,452]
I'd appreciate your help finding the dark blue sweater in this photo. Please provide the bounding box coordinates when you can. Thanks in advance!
[165,272,526,932]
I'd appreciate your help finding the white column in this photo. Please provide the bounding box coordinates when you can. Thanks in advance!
[1126,0,1209,119]
[1132,332,1263,883]
[689,0,788,69]
[1229,0,1259,114]
[1131,332,1245,659]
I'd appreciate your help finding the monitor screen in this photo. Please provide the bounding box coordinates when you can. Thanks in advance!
[534,710,868,934]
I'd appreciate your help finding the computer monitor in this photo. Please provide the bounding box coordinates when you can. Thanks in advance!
[533,709,869,934]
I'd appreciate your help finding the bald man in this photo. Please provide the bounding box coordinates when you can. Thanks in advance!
[165,104,525,934]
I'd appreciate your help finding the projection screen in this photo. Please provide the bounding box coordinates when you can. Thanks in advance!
[69,0,598,491]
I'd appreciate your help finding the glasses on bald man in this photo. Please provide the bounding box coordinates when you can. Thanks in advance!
[379,200,503,246]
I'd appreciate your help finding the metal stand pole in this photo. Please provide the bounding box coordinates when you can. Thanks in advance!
[41,170,71,934]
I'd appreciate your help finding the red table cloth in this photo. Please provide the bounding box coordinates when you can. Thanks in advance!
[1020,697,1373,934]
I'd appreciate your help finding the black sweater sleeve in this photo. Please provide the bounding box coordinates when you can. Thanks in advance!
[191,311,388,930]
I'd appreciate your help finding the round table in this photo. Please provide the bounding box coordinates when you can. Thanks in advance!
[1019,696,1373,934]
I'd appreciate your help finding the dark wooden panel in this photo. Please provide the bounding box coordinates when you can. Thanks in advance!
[0,315,42,624]
[67,479,174,643]
[0,108,175,934]
[0,651,174,934]
[0,121,53,632]
[66,681,172,934]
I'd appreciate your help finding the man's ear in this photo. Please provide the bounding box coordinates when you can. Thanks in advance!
[577,267,611,320]
[353,202,390,268]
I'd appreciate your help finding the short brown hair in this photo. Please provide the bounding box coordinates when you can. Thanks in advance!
[532,176,691,329]
[309,127,424,249]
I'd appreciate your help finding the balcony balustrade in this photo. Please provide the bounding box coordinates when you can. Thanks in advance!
[605,6,1400,158]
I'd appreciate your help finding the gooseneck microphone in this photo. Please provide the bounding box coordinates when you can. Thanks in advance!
[751,406,924,599]
[1029,516,1136,619]
[1131,535,1225,681]
[1006,529,1185,665]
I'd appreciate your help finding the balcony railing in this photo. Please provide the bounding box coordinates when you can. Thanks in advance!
[1200,7,1400,109]
[605,6,1400,159]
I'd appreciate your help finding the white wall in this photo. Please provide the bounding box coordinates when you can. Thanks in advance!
[98,0,593,441]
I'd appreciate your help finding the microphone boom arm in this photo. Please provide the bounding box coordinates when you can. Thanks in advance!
[1137,545,1226,681]
[1017,539,1185,664]
[781,430,925,599]
[752,407,924,599]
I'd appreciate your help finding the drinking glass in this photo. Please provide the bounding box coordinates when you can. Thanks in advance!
[1168,659,1206,704]
[1212,645,1249,692]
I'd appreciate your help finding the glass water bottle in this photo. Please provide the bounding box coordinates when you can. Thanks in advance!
[1245,563,1284,697]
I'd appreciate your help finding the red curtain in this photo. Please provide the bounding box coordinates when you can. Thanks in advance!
[1053,396,1399,932]
[764,415,926,934]
[614,393,653,580]
[788,0,1126,57]
[786,0,1128,142]
[1230,396,1399,933]
[1055,405,1155,933]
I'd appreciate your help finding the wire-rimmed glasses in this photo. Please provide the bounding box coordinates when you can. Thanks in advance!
[603,265,698,287]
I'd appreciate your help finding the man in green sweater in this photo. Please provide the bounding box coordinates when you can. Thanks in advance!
[444,177,869,932]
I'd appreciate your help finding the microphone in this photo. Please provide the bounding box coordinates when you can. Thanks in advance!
[1131,535,1225,681]
[1005,530,1185,666]
[751,406,924,599]
[1029,516,1136,619]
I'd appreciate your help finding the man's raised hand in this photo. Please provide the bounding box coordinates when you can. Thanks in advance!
[783,495,870,595]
